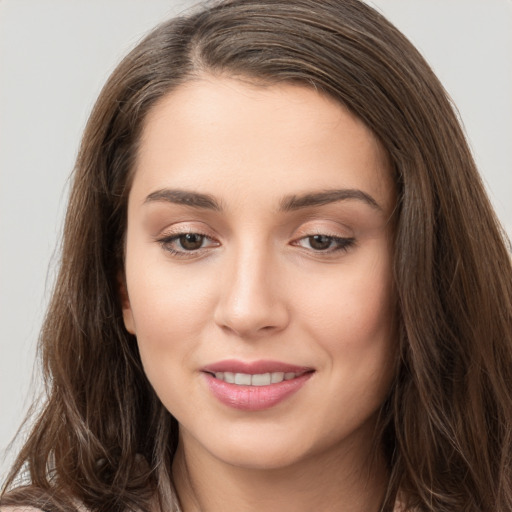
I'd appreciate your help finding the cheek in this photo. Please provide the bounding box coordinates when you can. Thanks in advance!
[295,248,397,414]
[124,253,238,405]
[125,269,210,412]
[305,261,396,419]
[124,229,215,332]
[300,255,395,353]
[123,251,211,373]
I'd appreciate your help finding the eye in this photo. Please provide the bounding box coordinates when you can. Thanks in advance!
[294,234,355,253]
[176,233,207,251]
[157,231,219,256]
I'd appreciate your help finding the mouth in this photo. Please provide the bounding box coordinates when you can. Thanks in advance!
[206,370,309,386]
[201,360,315,411]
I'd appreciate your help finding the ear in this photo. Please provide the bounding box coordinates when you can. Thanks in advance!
[118,272,136,335]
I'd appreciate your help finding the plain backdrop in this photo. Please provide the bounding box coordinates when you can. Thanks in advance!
[1,0,511,479]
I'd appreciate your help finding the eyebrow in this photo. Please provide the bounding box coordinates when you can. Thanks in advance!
[279,189,382,212]
[144,189,222,211]
[143,187,381,212]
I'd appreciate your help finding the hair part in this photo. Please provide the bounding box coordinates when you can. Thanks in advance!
[2,1,512,511]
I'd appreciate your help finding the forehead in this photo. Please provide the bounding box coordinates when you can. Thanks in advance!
[133,76,394,214]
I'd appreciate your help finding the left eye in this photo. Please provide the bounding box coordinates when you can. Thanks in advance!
[295,235,355,252]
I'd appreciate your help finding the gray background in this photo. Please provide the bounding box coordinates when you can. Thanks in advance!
[1,0,511,479]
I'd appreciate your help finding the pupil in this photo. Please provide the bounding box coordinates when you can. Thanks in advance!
[309,235,331,250]
[180,233,204,250]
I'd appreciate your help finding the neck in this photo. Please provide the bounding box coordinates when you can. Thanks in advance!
[172,428,389,512]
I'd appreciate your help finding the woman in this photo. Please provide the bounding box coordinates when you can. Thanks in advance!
[2,1,512,511]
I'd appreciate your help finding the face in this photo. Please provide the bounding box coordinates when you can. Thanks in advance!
[122,77,397,471]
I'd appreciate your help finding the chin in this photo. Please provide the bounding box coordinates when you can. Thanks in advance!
[214,443,311,471]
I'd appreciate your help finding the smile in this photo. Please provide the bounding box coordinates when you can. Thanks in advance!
[211,371,300,386]
[202,360,314,411]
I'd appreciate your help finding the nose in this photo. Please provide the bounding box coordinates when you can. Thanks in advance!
[213,244,290,339]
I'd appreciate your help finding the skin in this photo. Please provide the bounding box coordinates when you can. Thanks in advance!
[122,76,397,512]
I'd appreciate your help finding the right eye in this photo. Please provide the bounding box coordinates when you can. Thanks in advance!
[157,232,219,256]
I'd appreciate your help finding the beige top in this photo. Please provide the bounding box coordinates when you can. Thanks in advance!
[1,502,408,512]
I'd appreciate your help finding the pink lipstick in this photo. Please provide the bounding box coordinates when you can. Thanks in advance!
[202,359,314,411]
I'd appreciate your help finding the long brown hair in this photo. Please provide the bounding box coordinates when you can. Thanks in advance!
[2,1,512,511]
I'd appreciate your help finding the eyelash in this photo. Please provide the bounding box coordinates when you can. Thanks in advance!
[292,234,356,254]
[157,231,218,258]
[156,231,356,258]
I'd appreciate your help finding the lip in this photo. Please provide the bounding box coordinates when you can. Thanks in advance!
[202,359,314,411]
[202,359,312,375]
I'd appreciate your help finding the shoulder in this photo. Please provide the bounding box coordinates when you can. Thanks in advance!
[0,508,47,512]
[0,506,89,512]
[393,497,420,512]
[393,495,408,512]
[0,497,90,512]
[0,506,90,512]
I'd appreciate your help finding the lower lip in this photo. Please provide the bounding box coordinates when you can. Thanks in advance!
[203,372,313,411]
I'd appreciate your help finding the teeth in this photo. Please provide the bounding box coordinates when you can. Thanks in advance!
[270,372,284,383]
[212,371,298,386]
[235,373,252,385]
[251,373,271,386]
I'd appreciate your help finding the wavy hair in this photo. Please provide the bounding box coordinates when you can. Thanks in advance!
[2,1,512,511]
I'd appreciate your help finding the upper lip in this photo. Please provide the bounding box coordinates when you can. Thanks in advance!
[202,359,314,375]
